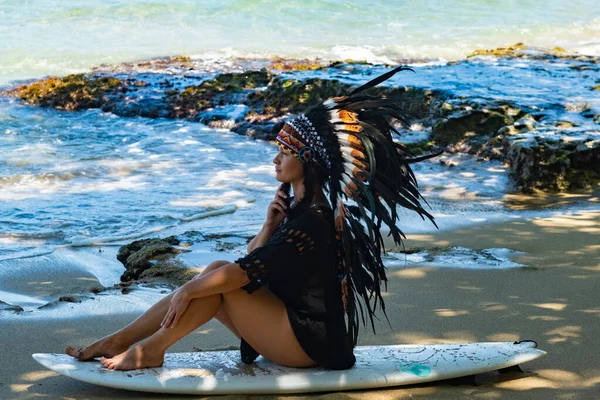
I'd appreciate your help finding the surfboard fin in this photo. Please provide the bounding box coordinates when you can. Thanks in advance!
[498,364,525,373]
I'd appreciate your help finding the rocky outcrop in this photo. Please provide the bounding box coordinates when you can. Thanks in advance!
[432,106,519,148]
[166,70,272,119]
[3,49,599,194]
[117,236,190,282]
[8,74,125,111]
[4,69,447,141]
[507,138,600,192]
[467,42,600,64]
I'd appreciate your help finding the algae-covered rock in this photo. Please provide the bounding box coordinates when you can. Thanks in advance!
[167,70,272,119]
[267,58,328,72]
[402,140,439,156]
[246,77,350,115]
[138,261,198,286]
[467,43,600,63]
[507,138,600,192]
[247,77,445,121]
[230,120,283,140]
[432,108,514,147]
[7,73,124,110]
[117,237,185,282]
[468,43,528,58]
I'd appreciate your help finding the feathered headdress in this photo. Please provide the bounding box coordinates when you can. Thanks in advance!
[276,66,439,346]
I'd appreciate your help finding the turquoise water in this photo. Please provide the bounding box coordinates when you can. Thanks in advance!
[1,0,599,85]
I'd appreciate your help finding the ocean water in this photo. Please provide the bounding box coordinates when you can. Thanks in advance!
[1,1,599,315]
[1,0,599,86]
[0,93,518,262]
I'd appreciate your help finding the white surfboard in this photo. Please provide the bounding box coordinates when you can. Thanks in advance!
[33,341,545,394]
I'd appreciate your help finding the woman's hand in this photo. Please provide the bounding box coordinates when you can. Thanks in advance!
[161,285,192,329]
[265,184,288,228]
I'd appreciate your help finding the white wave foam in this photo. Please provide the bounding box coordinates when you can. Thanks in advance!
[179,205,236,222]
[52,247,124,287]
[64,205,238,247]
[1,285,169,320]
[329,45,396,65]
[0,290,47,309]
[384,247,525,269]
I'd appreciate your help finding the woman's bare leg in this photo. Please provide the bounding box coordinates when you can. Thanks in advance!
[100,286,315,371]
[222,288,316,368]
[190,262,241,338]
[66,260,239,360]
[101,293,222,370]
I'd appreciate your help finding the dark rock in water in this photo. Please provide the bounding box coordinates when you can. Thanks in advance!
[267,58,330,72]
[246,77,445,122]
[166,70,272,119]
[246,77,350,114]
[89,286,103,294]
[59,296,81,303]
[432,108,516,148]
[5,73,124,110]
[117,236,180,263]
[117,236,185,282]
[137,263,198,286]
[38,295,91,310]
[0,300,24,313]
[231,120,283,140]
[467,42,600,64]
[103,96,171,119]
[507,138,600,192]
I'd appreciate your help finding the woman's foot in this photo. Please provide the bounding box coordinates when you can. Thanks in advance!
[65,335,128,361]
[100,344,164,371]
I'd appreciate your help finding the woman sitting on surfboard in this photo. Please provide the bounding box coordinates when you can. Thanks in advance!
[66,67,437,371]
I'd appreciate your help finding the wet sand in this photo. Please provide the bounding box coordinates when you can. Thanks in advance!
[1,208,599,399]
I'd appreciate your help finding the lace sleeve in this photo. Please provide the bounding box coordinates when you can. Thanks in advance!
[235,225,318,294]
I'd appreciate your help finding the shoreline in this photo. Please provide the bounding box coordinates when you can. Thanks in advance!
[2,191,598,318]
[1,209,598,399]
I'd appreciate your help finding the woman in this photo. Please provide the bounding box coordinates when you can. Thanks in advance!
[66,66,436,371]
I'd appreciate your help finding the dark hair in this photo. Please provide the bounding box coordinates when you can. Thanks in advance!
[298,161,328,208]
[281,162,328,209]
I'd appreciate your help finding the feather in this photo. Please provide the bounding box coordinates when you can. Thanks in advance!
[329,109,359,124]
[295,65,438,347]
[336,135,365,151]
[340,146,367,162]
[348,66,415,96]
[343,163,370,182]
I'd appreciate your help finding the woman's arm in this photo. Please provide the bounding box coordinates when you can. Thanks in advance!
[161,263,250,328]
[184,262,250,299]
[247,223,278,253]
[247,185,289,253]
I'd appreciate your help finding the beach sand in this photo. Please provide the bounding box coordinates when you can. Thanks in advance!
[1,208,599,399]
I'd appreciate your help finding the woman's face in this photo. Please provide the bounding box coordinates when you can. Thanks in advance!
[273,148,304,184]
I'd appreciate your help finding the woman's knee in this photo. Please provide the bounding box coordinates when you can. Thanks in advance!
[193,260,230,279]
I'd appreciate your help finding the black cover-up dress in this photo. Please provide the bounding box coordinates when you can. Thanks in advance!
[235,203,356,370]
